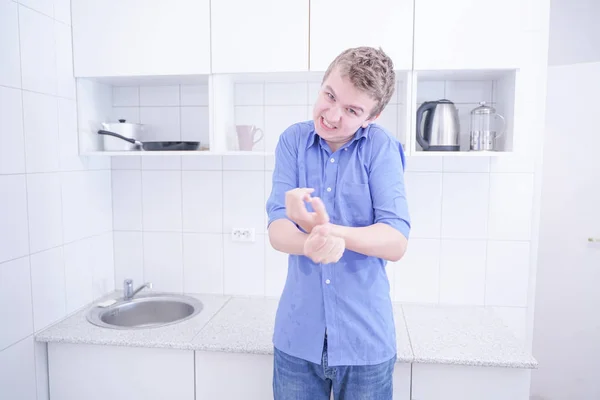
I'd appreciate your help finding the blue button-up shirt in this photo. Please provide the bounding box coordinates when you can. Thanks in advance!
[266,120,411,367]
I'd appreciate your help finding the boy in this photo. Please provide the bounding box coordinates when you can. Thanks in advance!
[265,46,411,399]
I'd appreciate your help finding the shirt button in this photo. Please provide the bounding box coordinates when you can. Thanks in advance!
[344,148,348,151]
[330,158,335,163]
[325,279,331,284]
[326,187,331,192]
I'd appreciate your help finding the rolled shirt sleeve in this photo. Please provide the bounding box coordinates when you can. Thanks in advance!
[266,125,299,228]
[367,131,411,239]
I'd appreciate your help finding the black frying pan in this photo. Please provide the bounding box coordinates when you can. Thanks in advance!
[97,130,201,151]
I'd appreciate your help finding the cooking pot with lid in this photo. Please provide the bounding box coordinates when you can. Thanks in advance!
[101,119,144,151]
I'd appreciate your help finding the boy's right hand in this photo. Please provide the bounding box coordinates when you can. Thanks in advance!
[285,188,329,232]
[303,223,345,264]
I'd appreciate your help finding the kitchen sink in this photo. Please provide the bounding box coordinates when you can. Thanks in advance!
[86,293,204,330]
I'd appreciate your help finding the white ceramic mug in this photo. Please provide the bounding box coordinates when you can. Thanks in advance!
[236,125,264,151]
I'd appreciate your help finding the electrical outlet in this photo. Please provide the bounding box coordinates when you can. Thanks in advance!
[231,228,255,242]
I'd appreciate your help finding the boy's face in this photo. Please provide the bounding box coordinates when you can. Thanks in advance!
[312,66,379,149]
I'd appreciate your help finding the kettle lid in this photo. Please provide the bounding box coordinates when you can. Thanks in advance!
[471,101,496,114]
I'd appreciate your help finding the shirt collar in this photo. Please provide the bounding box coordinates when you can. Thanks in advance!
[306,124,370,150]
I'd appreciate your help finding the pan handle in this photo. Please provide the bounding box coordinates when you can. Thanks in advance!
[97,129,142,146]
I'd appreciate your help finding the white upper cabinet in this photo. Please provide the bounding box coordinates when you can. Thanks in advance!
[309,0,414,72]
[71,0,211,77]
[210,0,309,74]
[413,0,525,70]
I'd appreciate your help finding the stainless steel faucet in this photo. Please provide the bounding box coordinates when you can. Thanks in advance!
[123,279,152,300]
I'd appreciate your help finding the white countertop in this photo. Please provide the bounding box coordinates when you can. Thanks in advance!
[35,291,537,369]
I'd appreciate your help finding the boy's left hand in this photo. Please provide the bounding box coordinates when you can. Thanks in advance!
[303,223,345,264]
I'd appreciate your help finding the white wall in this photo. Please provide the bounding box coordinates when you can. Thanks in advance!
[547,0,600,65]
[110,78,537,345]
[0,1,114,399]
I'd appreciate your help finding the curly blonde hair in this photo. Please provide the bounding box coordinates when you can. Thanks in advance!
[322,46,396,119]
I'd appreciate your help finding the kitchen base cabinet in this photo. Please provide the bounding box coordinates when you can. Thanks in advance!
[393,362,412,399]
[195,351,274,399]
[411,363,531,400]
[47,343,195,400]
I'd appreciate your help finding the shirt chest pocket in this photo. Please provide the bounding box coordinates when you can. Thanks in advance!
[339,182,373,226]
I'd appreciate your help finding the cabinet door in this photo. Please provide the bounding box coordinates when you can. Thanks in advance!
[210,0,309,73]
[393,362,411,399]
[413,0,524,70]
[195,351,273,399]
[71,0,211,77]
[48,343,195,400]
[309,0,413,71]
[411,364,531,400]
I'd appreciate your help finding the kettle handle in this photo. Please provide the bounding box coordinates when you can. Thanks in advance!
[416,101,437,150]
[495,113,506,138]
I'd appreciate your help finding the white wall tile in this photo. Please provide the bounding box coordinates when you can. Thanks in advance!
[264,105,306,153]
[30,247,66,331]
[183,233,223,294]
[91,233,115,298]
[223,234,265,296]
[140,106,181,141]
[417,81,445,103]
[0,336,37,400]
[181,106,209,144]
[222,154,264,171]
[23,91,59,173]
[376,105,398,138]
[140,85,180,106]
[54,0,71,24]
[0,86,25,174]
[26,173,63,253]
[142,170,182,232]
[404,172,442,238]
[265,242,288,297]
[405,156,442,172]
[18,0,53,17]
[439,239,487,305]
[63,238,94,313]
[235,83,264,106]
[54,21,75,99]
[143,232,183,292]
[111,156,141,170]
[0,1,21,88]
[443,156,490,172]
[113,87,139,107]
[61,171,112,243]
[485,241,530,307]
[393,238,441,304]
[57,98,85,172]
[19,6,56,95]
[111,170,142,231]
[0,257,33,350]
[181,84,208,106]
[445,81,493,104]
[182,155,222,171]
[488,173,534,240]
[113,231,144,288]
[141,156,181,170]
[182,171,223,233]
[223,171,265,234]
[441,173,489,239]
[490,155,535,173]
[265,83,307,105]
[0,175,29,263]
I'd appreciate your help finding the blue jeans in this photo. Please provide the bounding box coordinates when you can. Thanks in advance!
[273,336,396,399]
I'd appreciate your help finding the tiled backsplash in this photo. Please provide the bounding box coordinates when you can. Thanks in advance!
[1,1,114,398]
[110,77,535,345]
